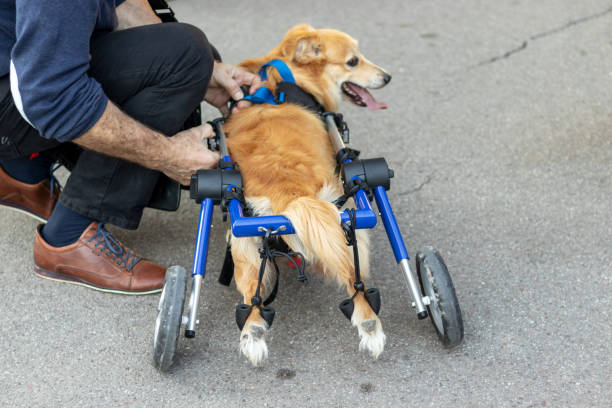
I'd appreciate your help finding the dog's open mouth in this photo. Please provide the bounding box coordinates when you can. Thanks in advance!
[342,82,388,110]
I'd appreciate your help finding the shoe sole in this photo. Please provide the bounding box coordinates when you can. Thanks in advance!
[33,266,163,296]
[0,198,48,223]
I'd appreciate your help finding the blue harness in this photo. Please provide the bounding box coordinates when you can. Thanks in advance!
[242,59,296,105]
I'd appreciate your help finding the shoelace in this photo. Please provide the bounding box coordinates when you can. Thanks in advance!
[88,223,142,272]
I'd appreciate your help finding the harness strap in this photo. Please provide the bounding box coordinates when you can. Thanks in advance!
[243,59,296,106]
[258,59,296,83]
[235,230,306,327]
[218,244,234,286]
[238,59,328,117]
[255,232,307,306]
[255,237,278,306]
[277,81,324,114]
[242,86,279,105]
[335,147,360,166]
[219,186,245,221]
[338,209,382,320]
[333,177,371,209]
[342,209,364,296]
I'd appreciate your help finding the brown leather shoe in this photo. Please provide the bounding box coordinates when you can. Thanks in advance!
[33,222,166,295]
[0,165,59,222]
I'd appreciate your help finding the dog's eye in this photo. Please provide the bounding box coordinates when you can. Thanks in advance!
[346,56,359,67]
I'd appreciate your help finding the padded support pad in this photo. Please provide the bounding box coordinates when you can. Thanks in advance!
[235,304,251,331]
[338,288,382,321]
[235,304,276,331]
[364,288,381,315]
[341,158,393,192]
[339,298,355,320]
[260,307,276,328]
[189,168,242,204]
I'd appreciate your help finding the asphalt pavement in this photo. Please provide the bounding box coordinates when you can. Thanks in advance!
[1,1,611,406]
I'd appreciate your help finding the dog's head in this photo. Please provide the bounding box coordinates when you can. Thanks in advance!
[241,24,391,112]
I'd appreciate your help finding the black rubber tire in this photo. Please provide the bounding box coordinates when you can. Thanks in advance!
[416,248,464,348]
[152,265,187,372]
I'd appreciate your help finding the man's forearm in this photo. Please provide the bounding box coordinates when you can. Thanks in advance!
[73,101,171,173]
[72,101,219,185]
[115,0,161,30]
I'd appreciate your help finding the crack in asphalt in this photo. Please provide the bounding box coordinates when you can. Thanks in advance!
[478,5,612,66]
[398,175,433,196]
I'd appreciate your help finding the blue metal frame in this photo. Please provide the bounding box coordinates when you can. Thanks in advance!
[190,181,411,277]
[180,62,429,334]
[226,186,377,238]
[189,153,233,278]
[373,186,410,262]
[228,197,295,237]
[190,198,214,277]
[189,137,412,281]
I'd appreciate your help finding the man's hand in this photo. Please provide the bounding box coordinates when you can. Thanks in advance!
[164,124,220,185]
[205,61,262,116]
[115,0,161,30]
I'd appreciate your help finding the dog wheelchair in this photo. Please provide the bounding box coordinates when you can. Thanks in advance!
[152,109,465,371]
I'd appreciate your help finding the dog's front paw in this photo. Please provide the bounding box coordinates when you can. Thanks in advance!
[356,318,386,359]
[240,323,269,366]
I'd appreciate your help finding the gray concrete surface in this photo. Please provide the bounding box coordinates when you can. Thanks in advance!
[2,1,611,406]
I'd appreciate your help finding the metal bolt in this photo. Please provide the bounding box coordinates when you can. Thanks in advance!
[412,297,431,308]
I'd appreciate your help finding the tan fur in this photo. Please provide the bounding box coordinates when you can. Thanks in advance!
[224,24,389,365]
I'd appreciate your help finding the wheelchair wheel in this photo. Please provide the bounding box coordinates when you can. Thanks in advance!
[153,265,187,372]
[416,248,463,348]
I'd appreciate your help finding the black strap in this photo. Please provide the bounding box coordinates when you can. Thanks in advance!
[219,186,245,222]
[218,244,234,286]
[345,177,370,197]
[147,0,176,22]
[246,231,307,310]
[276,81,325,114]
[342,209,365,299]
[332,177,371,209]
[335,148,360,166]
[218,159,234,169]
[332,195,348,209]
[257,240,279,306]
[220,186,245,212]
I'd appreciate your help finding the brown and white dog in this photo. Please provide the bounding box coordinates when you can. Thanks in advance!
[224,24,391,365]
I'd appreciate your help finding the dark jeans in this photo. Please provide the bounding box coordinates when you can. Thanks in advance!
[0,22,214,229]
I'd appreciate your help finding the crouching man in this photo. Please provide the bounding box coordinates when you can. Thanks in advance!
[0,0,259,294]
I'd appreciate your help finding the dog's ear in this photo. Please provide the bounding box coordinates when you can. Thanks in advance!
[292,35,325,64]
[286,23,316,35]
[281,24,325,65]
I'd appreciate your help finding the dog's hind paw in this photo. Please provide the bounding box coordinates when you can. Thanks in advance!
[358,319,386,359]
[240,324,269,366]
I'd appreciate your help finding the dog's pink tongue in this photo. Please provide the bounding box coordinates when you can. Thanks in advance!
[347,83,388,110]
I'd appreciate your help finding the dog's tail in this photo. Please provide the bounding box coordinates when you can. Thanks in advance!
[282,196,353,283]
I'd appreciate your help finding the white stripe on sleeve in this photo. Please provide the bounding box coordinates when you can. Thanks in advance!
[9,59,34,127]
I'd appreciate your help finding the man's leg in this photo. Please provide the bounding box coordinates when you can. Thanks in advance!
[56,22,214,230]
[0,75,63,221]
[1,23,216,293]
[41,22,215,251]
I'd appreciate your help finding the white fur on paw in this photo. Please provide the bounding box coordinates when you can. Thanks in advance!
[240,324,268,366]
[356,319,386,358]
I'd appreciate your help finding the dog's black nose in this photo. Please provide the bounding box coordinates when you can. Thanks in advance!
[383,73,392,84]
